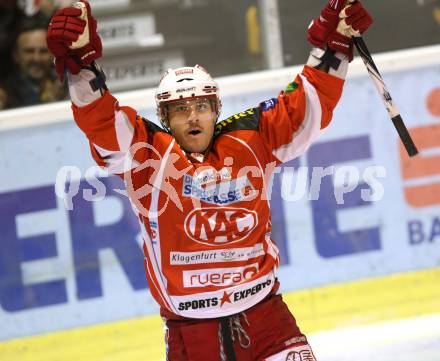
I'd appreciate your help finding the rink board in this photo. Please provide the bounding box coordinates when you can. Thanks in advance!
[0,45,440,348]
[1,266,439,361]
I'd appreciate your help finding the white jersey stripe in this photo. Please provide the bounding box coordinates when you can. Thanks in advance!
[114,109,135,152]
[224,134,271,208]
[93,143,140,174]
[265,233,280,265]
[143,139,179,314]
[67,69,102,107]
[144,252,173,312]
[272,75,323,163]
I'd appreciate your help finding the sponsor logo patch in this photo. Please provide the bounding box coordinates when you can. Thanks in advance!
[214,109,256,136]
[175,68,194,76]
[231,278,271,303]
[177,278,272,311]
[178,297,219,311]
[182,175,255,205]
[192,166,232,187]
[170,244,265,265]
[183,263,259,288]
[176,86,196,93]
[184,207,258,245]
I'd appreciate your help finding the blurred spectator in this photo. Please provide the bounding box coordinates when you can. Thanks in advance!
[20,0,76,17]
[0,88,7,110]
[0,13,67,110]
[37,0,58,17]
[0,0,24,80]
[435,0,440,24]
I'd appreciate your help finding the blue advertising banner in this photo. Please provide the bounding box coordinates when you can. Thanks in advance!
[0,58,439,340]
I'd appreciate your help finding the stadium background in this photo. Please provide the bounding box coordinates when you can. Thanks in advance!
[0,0,439,360]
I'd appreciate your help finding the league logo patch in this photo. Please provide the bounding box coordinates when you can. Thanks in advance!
[285,82,299,94]
[260,98,278,112]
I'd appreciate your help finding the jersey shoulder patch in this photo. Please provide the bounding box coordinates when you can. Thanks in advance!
[259,98,279,112]
[214,108,260,137]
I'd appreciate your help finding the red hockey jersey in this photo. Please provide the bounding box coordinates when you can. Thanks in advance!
[72,66,343,319]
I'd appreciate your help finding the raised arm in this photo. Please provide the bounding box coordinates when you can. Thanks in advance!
[46,0,150,174]
[259,0,372,164]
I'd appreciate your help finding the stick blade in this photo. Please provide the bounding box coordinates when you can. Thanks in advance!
[392,115,419,157]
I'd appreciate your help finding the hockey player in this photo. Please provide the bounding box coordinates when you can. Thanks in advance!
[47,1,372,360]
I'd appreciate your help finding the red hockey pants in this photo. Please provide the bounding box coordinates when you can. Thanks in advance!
[164,294,317,361]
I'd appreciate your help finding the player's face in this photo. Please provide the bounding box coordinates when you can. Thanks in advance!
[168,97,216,153]
[14,29,52,81]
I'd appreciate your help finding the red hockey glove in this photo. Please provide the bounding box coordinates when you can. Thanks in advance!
[46,1,102,81]
[307,0,347,48]
[308,0,372,61]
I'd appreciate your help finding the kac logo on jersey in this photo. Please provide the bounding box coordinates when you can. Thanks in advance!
[184,207,258,246]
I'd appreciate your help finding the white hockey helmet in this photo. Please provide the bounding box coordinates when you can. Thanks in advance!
[155,65,221,128]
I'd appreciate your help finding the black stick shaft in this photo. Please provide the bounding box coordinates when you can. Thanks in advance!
[352,36,419,157]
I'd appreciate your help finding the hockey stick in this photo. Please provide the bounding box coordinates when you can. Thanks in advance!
[352,36,419,157]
